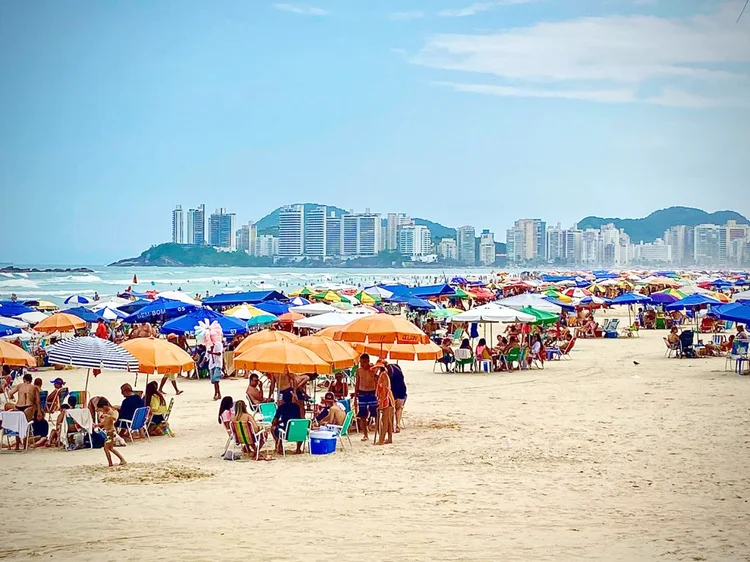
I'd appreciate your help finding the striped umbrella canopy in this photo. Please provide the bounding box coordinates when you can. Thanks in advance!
[46,336,139,391]
[0,323,22,337]
[64,295,91,305]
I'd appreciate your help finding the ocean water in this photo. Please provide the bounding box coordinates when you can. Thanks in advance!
[0,265,502,305]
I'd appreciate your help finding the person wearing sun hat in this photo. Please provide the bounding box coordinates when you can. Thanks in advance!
[46,377,67,414]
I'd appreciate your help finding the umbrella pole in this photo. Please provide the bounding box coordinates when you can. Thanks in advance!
[85,368,90,394]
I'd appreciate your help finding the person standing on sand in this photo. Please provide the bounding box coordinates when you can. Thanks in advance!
[207,337,224,401]
[96,398,126,467]
[374,364,395,445]
[355,354,377,442]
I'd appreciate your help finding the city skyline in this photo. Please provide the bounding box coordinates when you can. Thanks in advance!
[168,201,750,267]
[1,1,748,264]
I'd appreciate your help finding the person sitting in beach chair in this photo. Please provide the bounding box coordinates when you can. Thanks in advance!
[233,400,267,459]
[272,390,304,454]
[575,319,598,339]
[315,392,346,427]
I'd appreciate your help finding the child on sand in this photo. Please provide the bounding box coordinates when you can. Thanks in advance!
[96,398,127,467]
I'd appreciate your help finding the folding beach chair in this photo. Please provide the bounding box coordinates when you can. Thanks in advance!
[161,398,175,436]
[604,319,620,338]
[0,410,32,453]
[664,337,679,358]
[454,348,474,372]
[725,341,749,372]
[67,391,87,409]
[229,420,268,460]
[122,406,151,443]
[327,410,354,450]
[503,347,521,369]
[257,402,277,427]
[277,418,311,456]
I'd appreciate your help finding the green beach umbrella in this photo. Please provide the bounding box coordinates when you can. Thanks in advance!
[520,306,559,325]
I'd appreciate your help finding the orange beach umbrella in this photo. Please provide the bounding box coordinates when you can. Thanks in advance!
[33,312,86,334]
[335,314,428,345]
[352,341,441,361]
[120,337,195,375]
[0,340,36,367]
[233,329,298,357]
[234,341,331,375]
[296,335,358,370]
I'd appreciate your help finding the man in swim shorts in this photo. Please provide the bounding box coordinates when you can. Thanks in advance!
[354,354,377,442]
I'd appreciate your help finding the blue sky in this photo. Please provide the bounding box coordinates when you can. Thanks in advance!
[1,0,748,264]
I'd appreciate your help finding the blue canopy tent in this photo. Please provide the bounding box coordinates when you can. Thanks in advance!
[161,308,247,338]
[0,323,22,337]
[709,303,750,325]
[117,299,152,314]
[377,284,412,298]
[541,275,576,283]
[254,300,290,315]
[451,276,469,285]
[592,270,618,279]
[0,301,34,317]
[389,295,434,310]
[65,306,101,323]
[202,290,287,307]
[123,298,199,323]
[410,284,456,299]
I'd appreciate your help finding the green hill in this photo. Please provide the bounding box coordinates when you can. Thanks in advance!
[413,218,456,239]
[578,206,749,243]
[109,243,273,267]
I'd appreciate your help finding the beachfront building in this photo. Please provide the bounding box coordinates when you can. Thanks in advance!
[725,220,750,266]
[663,225,694,265]
[325,212,341,257]
[341,210,382,257]
[398,225,432,258]
[479,229,495,266]
[386,213,413,251]
[237,222,257,255]
[633,238,671,263]
[255,234,279,257]
[694,224,726,266]
[187,204,206,246]
[456,226,476,265]
[304,205,327,258]
[172,205,184,244]
[278,204,304,257]
[506,219,546,263]
[437,238,457,261]
[208,208,236,251]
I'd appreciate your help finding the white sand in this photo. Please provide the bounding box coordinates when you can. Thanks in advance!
[2,317,749,561]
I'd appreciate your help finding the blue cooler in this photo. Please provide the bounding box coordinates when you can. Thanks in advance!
[309,430,337,455]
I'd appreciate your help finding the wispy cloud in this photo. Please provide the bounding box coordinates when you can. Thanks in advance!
[438,0,536,18]
[415,4,750,107]
[390,11,425,21]
[272,3,328,16]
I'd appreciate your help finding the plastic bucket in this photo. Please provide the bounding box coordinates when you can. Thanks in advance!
[309,430,337,455]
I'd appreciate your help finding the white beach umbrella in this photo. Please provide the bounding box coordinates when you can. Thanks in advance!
[496,294,563,314]
[452,303,536,323]
[0,316,29,329]
[363,286,394,299]
[289,302,338,316]
[158,291,202,306]
[90,297,131,311]
[294,312,358,330]
[16,311,49,325]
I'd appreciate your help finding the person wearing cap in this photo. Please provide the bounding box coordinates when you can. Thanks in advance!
[46,378,67,414]
[315,392,346,427]
[114,383,145,435]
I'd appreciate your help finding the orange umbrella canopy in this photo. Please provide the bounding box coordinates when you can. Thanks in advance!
[335,314,428,344]
[234,341,331,374]
[277,311,305,324]
[352,341,441,361]
[0,340,36,367]
[315,326,343,339]
[233,329,298,357]
[33,312,86,334]
[296,335,358,370]
[120,337,195,374]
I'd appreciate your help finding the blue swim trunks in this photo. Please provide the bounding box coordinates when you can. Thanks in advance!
[210,367,222,383]
[357,391,377,418]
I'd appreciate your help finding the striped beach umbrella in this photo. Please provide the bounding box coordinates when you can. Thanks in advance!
[64,295,91,305]
[46,336,139,391]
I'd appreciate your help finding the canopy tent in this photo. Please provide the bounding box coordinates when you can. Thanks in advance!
[294,312,357,330]
[123,298,199,323]
[157,291,202,306]
[0,300,34,317]
[201,290,286,307]
[161,308,247,338]
[409,284,456,299]
[495,294,563,314]
[289,302,337,316]
[389,295,434,310]
[65,306,101,324]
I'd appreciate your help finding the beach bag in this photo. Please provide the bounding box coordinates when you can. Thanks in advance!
[223,450,241,461]
[85,429,106,449]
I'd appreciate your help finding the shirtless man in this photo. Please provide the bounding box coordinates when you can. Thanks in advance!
[96,398,127,467]
[246,373,268,405]
[315,392,346,427]
[8,373,39,421]
[354,354,377,442]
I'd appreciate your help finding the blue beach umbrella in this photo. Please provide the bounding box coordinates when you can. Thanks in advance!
[254,300,290,316]
[290,296,310,306]
[161,308,247,338]
[97,307,128,321]
[64,295,90,305]
[664,293,720,311]
[117,299,152,314]
[0,323,22,337]
[123,298,199,323]
[710,303,750,325]
[0,301,35,317]
[64,306,101,323]
[610,292,652,306]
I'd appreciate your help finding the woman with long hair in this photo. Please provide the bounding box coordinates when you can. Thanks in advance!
[232,400,268,460]
[144,381,168,426]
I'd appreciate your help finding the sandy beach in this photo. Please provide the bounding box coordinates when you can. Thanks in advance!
[2,314,749,562]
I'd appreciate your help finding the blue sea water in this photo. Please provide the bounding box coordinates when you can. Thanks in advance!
[0,265,503,305]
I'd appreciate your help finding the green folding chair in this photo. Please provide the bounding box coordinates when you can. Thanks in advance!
[327,410,354,449]
[277,418,311,456]
[258,402,277,427]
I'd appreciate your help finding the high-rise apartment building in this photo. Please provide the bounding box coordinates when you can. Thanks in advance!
[546,223,563,263]
[724,220,750,265]
[694,224,726,266]
[325,213,341,257]
[303,205,327,257]
[479,230,495,266]
[172,205,184,244]
[341,211,382,257]
[507,219,546,262]
[398,225,432,258]
[386,213,413,251]
[255,235,279,257]
[437,238,458,261]
[663,225,692,265]
[208,208,236,251]
[456,226,476,265]
[186,204,206,246]
[278,204,304,257]
[237,222,257,255]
